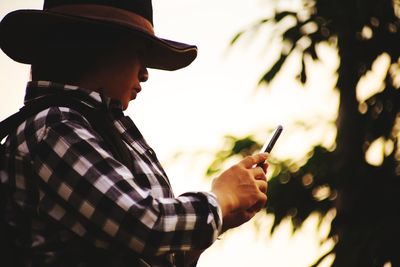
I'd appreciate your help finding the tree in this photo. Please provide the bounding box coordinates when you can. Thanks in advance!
[208,0,400,266]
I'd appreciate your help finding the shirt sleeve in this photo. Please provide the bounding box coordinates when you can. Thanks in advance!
[30,107,222,257]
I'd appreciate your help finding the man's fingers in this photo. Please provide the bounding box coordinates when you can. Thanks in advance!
[247,188,267,213]
[240,153,268,169]
[262,162,269,174]
[251,167,267,181]
[256,180,268,194]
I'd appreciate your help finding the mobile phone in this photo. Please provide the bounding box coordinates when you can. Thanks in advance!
[257,125,283,167]
[260,125,283,153]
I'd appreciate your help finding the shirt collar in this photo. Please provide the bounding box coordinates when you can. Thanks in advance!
[25,81,124,112]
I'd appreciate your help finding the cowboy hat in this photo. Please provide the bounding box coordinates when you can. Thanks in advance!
[0,0,198,71]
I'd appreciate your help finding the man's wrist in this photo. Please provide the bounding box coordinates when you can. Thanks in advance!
[210,190,232,219]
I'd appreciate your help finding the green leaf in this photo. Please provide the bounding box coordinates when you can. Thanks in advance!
[304,44,319,60]
[259,54,288,84]
[299,55,307,84]
[230,30,245,45]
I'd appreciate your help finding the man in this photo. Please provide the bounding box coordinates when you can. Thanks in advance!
[0,1,269,266]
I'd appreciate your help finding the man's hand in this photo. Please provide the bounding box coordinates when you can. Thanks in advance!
[211,153,268,232]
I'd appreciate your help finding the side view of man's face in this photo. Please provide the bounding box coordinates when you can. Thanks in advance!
[78,39,149,109]
[30,32,149,110]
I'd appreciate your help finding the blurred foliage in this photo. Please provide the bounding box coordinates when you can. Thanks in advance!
[212,0,400,266]
[206,135,260,176]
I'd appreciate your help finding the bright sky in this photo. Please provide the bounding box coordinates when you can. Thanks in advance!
[0,1,342,266]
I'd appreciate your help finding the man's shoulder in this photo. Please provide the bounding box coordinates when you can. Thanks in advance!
[10,106,92,147]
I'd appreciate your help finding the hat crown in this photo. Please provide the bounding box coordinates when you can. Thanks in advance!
[0,0,197,70]
[43,0,153,24]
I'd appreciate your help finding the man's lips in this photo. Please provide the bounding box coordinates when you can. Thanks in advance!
[131,87,141,100]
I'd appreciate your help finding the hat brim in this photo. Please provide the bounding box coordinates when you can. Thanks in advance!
[0,10,198,70]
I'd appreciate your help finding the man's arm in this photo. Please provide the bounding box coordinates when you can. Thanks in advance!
[29,107,222,256]
[183,154,269,266]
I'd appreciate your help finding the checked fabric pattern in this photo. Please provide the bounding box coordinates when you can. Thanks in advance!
[0,81,222,266]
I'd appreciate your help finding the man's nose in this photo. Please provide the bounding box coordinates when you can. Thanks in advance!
[139,67,149,82]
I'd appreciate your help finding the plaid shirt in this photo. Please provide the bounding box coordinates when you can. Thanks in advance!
[1,81,222,266]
